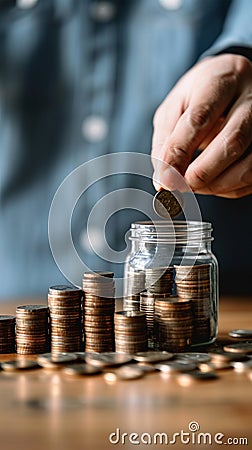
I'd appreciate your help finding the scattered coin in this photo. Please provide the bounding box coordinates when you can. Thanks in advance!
[1,359,40,371]
[85,352,132,368]
[133,351,173,363]
[104,365,145,381]
[175,352,211,363]
[62,363,102,376]
[37,352,77,369]
[223,342,252,354]
[177,370,218,386]
[156,360,196,373]
[153,189,183,219]
[231,360,252,372]
[228,329,252,339]
[209,350,249,362]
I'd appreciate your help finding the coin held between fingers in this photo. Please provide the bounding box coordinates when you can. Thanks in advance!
[153,189,183,218]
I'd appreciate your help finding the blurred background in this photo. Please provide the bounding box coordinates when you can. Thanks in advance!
[0,0,252,298]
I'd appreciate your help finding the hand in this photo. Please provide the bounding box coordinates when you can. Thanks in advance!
[152,54,252,198]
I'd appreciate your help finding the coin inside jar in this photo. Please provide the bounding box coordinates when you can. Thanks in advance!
[153,189,183,219]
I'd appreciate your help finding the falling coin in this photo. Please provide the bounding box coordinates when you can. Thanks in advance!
[228,329,252,339]
[153,189,183,219]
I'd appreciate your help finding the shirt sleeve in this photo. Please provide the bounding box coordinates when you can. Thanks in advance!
[201,0,252,60]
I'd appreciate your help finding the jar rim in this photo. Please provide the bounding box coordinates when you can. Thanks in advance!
[130,221,213,244]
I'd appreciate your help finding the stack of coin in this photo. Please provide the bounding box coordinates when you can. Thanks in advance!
[114,311,148,353]
[48,286,83,354]
[154,298,193,352]
[123,270,145,311]
[16,305,50,355]
[0,315,15,354]
[145,267,173,294]
[140,292,167,349]
[82,272,115,352]
[175,264,211,344]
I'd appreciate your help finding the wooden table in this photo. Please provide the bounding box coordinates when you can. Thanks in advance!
[0,297,251,450]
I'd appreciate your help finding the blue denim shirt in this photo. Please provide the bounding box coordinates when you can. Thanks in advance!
[0,0,252,298]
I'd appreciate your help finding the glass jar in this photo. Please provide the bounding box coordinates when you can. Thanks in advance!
[124,221,218,350]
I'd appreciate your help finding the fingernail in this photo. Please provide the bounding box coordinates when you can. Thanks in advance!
[153,166,187,192]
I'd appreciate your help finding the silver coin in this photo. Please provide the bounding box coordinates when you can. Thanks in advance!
[156,361,196,373]
[228,329,252,339]
[85,352,132,367]
[1,360,39,371]
[105,365,145,381]
[62,363,102,376]
[223,342,252,354]
[175,352,211,363]
[177,370,218,385]
[231,360,252,372]
[37,352,78,368]
[153,189,183,219]
[133,351,173,363]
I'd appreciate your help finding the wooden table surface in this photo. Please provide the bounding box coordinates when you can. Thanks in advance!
[0,297,251,450]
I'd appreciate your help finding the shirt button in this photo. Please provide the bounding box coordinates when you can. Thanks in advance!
[81,116,108,143]
[90,1,116,22]
[159,0,182,10]
[17,0,38,8]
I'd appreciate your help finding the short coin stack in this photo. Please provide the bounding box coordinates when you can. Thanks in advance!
[114,311,148,353]
[154,298,193,352]
[16,305,50,355]
[145,267,173,294]
[48,286,83,354]
[123,270,145,312]
[0,315,15,354]
[140,292,166,349]
[82,272,115,352]
[175,264,212,344]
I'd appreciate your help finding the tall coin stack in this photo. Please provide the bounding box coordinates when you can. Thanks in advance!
[82,272,115,352]
[0,315,15,354]
[123,270,145,311]
[145,267,173,294]
[140,292,166,349]
[175,264,211,344]
[16,305,50,355]
[48,286,83,354]
[154,298,193,352]
[114,311,148,353]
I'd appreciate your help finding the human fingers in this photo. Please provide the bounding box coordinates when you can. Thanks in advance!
[152,57,238,190]
[185,93,252,192]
